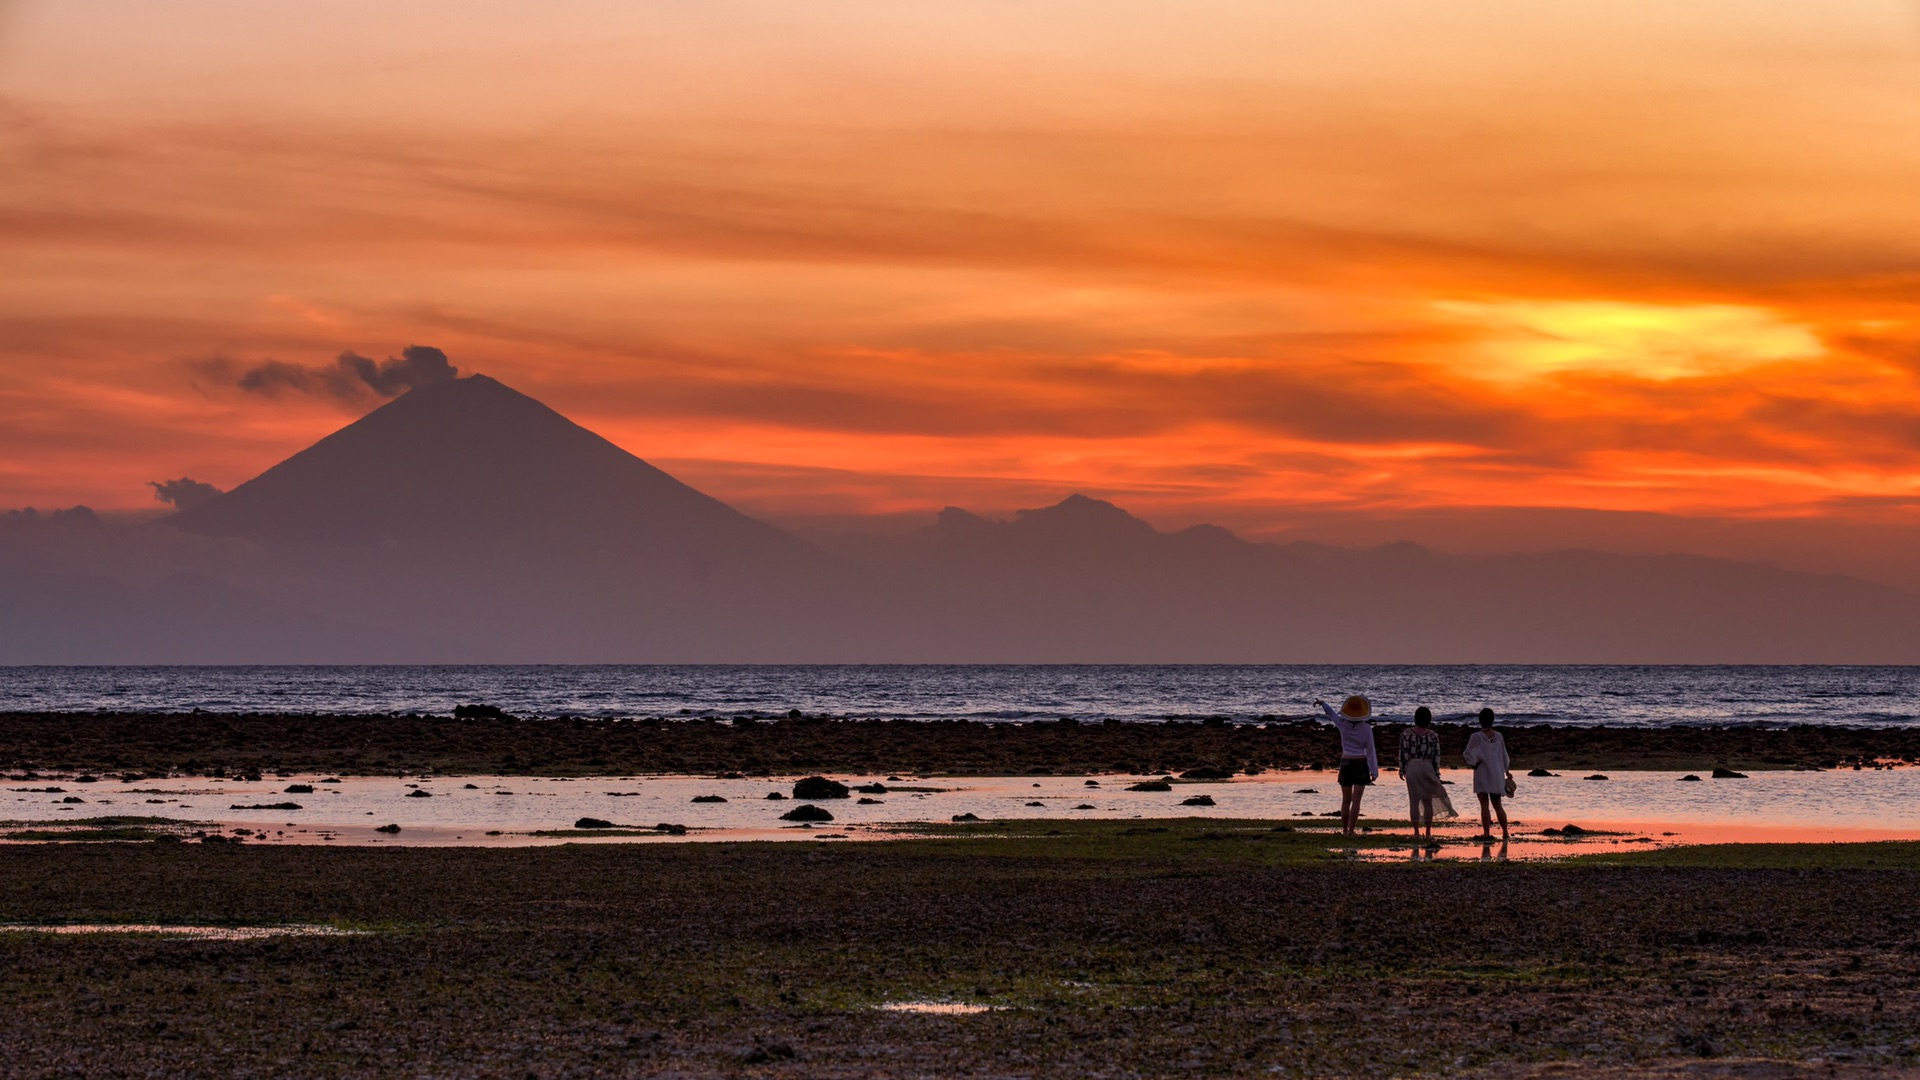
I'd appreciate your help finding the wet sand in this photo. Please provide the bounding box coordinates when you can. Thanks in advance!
[4,711,1918,778]
[0,823,1917,1077]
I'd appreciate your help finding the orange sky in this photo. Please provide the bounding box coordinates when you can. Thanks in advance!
[6,1,1920,534]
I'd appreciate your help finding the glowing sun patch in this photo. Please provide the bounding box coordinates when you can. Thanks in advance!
[1436,300,1822,380]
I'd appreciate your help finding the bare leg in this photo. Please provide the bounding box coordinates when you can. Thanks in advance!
[1489,794,1509,839]
[1339,784,1357,836]
[1476,792,1493,838]
[1407,791,1419,835]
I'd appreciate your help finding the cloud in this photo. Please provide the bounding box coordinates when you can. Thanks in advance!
[148,477,222,510]
[234,346,459,402]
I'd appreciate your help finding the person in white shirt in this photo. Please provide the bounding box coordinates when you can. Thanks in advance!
[1461,707,1512,840]
[1314,695,1379,837]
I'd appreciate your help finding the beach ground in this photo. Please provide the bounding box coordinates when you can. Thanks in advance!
[1,820,1917,1078]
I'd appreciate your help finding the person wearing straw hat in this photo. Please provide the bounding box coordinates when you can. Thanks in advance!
[1314,695,1380,837]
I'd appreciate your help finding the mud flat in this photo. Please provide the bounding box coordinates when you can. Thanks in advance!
[5,712,1919,778]
[0,821,1918,1077]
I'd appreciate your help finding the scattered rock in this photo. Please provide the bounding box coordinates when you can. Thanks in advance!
[574,817,615,829]
[1127,781,1173,792]
[374,823,401,834]
[229,802,303,810]
[792,776,850,800]
[1073,804,1096,809]
[453,703,513,720]
[1084,780,1100,787]
[857,797,883,805]
[284,784,314,794]
[319,778,342,784]
[854,783,888,794]
[1560,824,1587,836]
[1527,768,1555,777]
[1181,794,1216,806]
[1711,767,1748,779]
[766,792,787,800]
[463,783,479,789]
[951,812,980,822]
[653,823,688,835]
[1179,766,1233,780]
[1679,774,1702,782]
[691,795,727,803]
[405,789,433,798]
[1294,788,1318,794]
[1024,801,1045,807]
[1584,774,1610,781]
[781,804,834,822]
[60,796,84,803]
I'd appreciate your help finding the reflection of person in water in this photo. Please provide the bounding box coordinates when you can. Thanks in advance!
[1462,708,1512,840]
[1397,706,1456,845]
[1315,696,1379,837]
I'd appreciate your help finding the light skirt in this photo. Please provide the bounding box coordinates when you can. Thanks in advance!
[1401,758,1458,819]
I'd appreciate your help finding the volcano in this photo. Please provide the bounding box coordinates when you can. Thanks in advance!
[168,375,854,660]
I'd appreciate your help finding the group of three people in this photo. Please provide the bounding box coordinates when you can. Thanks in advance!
[1314,696,1512,843]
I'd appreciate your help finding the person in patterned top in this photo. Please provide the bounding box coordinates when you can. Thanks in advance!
[1397,706,1456,843]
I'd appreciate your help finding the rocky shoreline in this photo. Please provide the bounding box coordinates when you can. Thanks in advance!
[0,823,1916,1076]
[3,711,1917,777]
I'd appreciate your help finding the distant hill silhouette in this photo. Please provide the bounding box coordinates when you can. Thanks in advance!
[3,373,1918,662]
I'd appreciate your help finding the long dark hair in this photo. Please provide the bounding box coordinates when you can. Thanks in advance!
[1414,706,1433,726]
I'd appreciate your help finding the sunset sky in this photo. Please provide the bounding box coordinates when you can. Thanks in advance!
[6,1,1920,536]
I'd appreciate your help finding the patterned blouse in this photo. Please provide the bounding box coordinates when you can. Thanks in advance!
[1398,728,1441,767]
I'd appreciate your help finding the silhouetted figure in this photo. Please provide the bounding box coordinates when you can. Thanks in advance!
[1462,707,1511,840]
[1315,696,1379,837]
[1398,705,1456,843]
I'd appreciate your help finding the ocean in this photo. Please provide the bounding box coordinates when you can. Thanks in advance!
[2,664,1918,727]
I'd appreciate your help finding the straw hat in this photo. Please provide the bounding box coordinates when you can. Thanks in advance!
[1339,695,1372,720]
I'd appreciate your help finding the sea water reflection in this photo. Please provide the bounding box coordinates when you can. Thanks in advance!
[7,768,1919,853]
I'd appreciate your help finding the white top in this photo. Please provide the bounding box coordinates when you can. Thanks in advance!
[1316,701,1379,781]
[1462,730,1510,795]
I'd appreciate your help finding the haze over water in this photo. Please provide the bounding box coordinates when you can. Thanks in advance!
[4,665,1917,727]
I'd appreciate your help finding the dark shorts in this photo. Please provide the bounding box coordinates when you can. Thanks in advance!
[1337,759,1371,787]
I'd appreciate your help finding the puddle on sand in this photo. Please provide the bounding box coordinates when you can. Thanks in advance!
[0,924,364,940]
[878,1001,998,1015]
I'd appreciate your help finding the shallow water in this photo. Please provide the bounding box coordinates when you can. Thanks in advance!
[8,664,1920,726]
[8,767,1919,852]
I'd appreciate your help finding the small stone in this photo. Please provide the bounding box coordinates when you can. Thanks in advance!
[405,789,432,798]
[1181,794,1217,806]
[1526,768,1555,777]
[766,792,787,800]
[1179,766,1233,780]
[951,812,980,822]
[1584,774,1610,781]
[374,823,401,834]
[1679,774,1702,781]
[284,784,314,794]
[854,783,888,794]
[574,817,615,829]
[1711,767,1748,779]
[1127,781,1173,792]
[781,804,834,822]
[690,795,727,803]
[857,797,883,805]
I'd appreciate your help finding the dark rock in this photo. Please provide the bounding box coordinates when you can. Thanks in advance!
[1181,794,1217,806]
[1073,803,1096,809]
[1559,824,1587,836]
[691,795,727,803]
[1294,788,1318,794]
[781,804,834,822]
[284,784,314,794]
[374,823,401,833]
[319,778,342,784]
[653,823,688,835]
[766,792,787,800]
[405,789,432,798]
[1584,774,1610,781]
[1025,801,1045,807]
[1526,768,1555,777]
[463,783,479,789]
[792,776,850,800]
[857,797,883,805]
[1179,766,1233,780]
[1127,781,1173,792]
[1711,767,1748,779]
[75,775,99,783]
[951,812,980,822]
[229,802,303,810]
[1679,774,1703,782]
[453,703,513,720]
[854,783,888,794]
[60,795,84,803]
[1084,780,1100,787]
[574,817,615,829]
